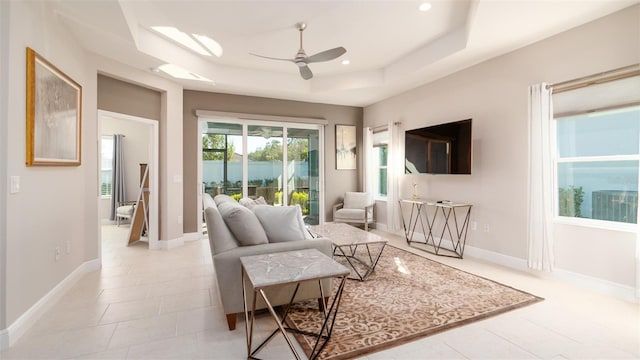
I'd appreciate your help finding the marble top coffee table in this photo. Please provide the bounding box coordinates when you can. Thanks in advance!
[309,223,388,281]
[240,248,349,360]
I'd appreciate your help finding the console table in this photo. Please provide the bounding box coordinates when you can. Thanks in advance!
[241,248,349,360]
[399,199,472,258]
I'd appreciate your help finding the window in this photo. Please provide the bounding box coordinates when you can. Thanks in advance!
[373,130,389,199]
[101,136,113,197]
[555,107,640,224]
[553,73,640,226]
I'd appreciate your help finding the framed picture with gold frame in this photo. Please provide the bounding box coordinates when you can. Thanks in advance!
[26,47,82,166]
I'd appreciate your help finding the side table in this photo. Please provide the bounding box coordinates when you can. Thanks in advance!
[241,248,349,360]
[399,199,472,258]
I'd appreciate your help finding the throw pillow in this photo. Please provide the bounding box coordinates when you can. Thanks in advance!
[214,194,237,205]
[217,202,268,246]
[239,197,257,210]
[239,196,268,210]
[253,205,307,243]
[293,204,314,239]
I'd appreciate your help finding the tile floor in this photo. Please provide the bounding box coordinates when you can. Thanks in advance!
[1,225,638,359]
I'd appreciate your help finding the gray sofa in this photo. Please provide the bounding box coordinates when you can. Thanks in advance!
[203,193,333,330]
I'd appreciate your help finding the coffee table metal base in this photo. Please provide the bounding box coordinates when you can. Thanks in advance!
[333,243,386,281]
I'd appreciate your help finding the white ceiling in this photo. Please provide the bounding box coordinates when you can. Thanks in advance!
[49,0,638,107]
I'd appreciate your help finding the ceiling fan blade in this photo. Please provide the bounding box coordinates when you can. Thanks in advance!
[249,53,294,62]
[306,47,346,63]
[299,65,313,80]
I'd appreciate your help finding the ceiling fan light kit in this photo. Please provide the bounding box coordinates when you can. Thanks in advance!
[250,22,347,80]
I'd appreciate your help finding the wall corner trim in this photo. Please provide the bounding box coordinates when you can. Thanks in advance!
[3,258,101,349]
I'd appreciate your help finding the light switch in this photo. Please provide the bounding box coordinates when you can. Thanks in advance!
[10,176,19,194]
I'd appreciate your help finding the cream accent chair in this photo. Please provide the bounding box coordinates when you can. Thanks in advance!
[115,201,136,226]
[333,191,376,231]
[203,193,333,331]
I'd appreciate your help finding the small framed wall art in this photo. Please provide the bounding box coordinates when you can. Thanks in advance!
[335,124,356,170]
[26,47,82,166]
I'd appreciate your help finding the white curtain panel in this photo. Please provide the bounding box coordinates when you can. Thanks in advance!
[387,121,402,232]
[527,84,555,271]
[363,127,374,199]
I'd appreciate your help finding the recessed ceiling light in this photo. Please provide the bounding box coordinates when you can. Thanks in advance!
[157,64,213,82]
[341,59,350,65]
[419,2,432,12]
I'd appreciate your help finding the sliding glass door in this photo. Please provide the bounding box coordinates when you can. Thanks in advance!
[202,123,243,198]
[288,127,321,224]
[200,119,323,225]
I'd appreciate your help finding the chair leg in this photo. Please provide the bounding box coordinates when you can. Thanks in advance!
[226,313,237,331]
[365,222,368,231]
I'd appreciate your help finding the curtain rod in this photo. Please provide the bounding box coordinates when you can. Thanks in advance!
[548,63,640,94]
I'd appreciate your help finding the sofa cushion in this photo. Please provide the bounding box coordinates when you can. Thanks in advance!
[253,205,307,243]
[218,202,268,246]
[295,205,314,239]
[204,206,238,253]
[335,208,371,221]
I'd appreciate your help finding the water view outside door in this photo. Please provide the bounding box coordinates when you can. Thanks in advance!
[202,122,322,225]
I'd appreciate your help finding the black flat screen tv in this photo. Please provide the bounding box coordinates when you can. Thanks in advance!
[405,119,472,174]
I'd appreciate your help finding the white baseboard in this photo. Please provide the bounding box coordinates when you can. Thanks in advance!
[463,245,529,271]
[380,227,638,302]
[157,237,184,250]
[374,223,388,232]
[183,232,205,242]
[550,267,638,303]
[155,233,205,250]
[1,258,101,350]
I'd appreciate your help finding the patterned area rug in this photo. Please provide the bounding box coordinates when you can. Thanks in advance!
[286,244,543,360]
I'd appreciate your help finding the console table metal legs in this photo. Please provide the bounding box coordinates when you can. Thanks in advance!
[399,200,472,259]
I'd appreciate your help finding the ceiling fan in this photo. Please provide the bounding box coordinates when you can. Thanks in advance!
[250,22,346,80]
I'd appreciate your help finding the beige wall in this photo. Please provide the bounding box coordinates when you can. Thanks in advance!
[98,74,161,121]
[364,5,640,287]
[4,1,98,327]
[182,90,363,233]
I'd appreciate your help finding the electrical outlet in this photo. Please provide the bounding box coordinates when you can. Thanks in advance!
[55,247,61,261]
[177,215,183,225]
[471,221,477,231]
[65,240,71,254]
[484,224,490,232]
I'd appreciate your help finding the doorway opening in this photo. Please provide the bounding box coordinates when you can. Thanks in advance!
[98,110,159,251]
